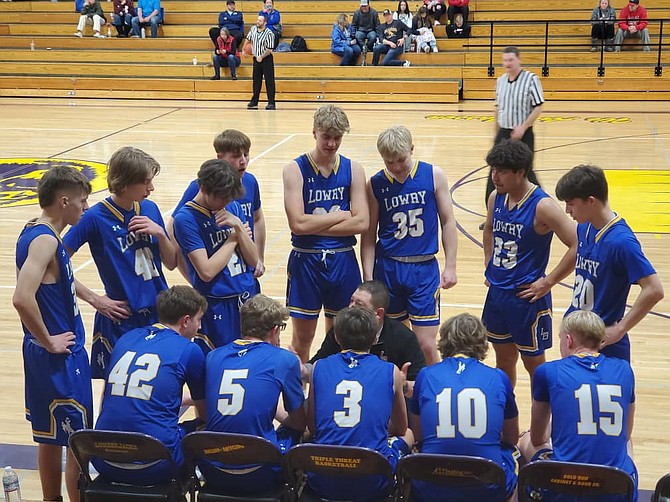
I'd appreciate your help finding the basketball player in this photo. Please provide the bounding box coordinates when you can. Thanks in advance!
[64,146,177,379]
[520,310,638,501]
[13,165,93,502]
[555,164,664,361]
[201,294,306,495]
[172,159,258,352]
[307,307,413,501]
[93,286,207,485]
[482,140,577,388]
[410,314,520,502]
[283,104,368,362]
[169,129,266,286]
[361,125,458,365]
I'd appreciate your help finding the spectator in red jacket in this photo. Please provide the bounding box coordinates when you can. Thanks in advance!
[447,0,468,26]
[112,0,134,37]
[614,0,650,52]
[211,26,241,80]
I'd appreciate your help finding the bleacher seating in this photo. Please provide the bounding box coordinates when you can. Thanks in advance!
[1,0,670,101]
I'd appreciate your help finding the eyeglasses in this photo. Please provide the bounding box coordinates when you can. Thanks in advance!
[277,322,287,331]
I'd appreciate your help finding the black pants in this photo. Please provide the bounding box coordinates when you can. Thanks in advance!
[591,23,614,40]
[208,27,243,50]
[250,54,276,105]
[485,127,541,204]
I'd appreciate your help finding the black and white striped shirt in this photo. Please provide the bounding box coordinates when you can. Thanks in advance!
[246,26,275,58]
[495,69,544,129]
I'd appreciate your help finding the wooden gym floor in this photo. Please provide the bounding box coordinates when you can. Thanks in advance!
[0,97,668,500]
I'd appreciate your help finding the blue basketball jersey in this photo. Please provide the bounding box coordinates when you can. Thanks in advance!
[175,173,261,235]
[410,356,518,463]
[16,221,86,353]
[532,353,636,474]
[566,217,655,327]
[205,340,304,445]
[485,186,553,289]
[63,197,168,311]
[312,351,394,458]
[95,323,206,462]
[173,199,255,298]
[370,161,439,257]
[292,153,356,250]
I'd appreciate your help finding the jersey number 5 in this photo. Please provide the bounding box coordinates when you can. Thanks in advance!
[217,369,249,416]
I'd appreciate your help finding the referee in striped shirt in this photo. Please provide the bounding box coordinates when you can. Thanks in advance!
[485,46,544,205]
[246,15,276,110]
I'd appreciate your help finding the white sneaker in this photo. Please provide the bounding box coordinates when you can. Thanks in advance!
[74,31,82,37]
[403,60,411,67]
[93,32,105,38]
[432,47,438,53]
[423,45,430,53]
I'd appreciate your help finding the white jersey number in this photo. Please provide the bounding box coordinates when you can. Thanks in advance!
[217,369,249,416]
[313,205,341,215]
[571,274,595,310]
[134,248,160,281]
[334,380,363,428]
[226,252,246,277]
[436,388,487,439]
[492,237,518,269]
[574,384,623,437]
[392,208,424,240]
[108,351,161,400]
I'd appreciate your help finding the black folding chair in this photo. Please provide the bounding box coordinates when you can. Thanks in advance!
[395,453,508,501]
[518,460,635,501]
[182,431,287,502]
[652,472,670,502]
[285,443,394,502]
[68,429,184,501]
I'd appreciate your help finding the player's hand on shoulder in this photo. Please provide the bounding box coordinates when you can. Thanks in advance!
[93,295,131,322]
[440,267,457,289]
[47,331,76,354]
[128,215,162,236]
[516,277,550,302]
[253,259,266,277]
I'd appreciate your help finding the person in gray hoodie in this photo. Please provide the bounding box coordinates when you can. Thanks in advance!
[590,0,616,51]
[352,0,380,55]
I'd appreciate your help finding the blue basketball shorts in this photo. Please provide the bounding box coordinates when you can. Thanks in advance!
[373,256,440,326]
[91,307,157,379]
[23,339,93,446]
[286,248,361,319]
[482,285,553,356]
[195,293,251,354]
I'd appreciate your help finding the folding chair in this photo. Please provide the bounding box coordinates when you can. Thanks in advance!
[652,472,670,502]
[182,431,287,502]
[395,453,508,502]
[68,429,184,502]
[518,460,635,501]
[285,443,394,502]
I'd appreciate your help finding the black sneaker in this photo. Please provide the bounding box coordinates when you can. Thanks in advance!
[247,101,258,109]
[266,103,276,110]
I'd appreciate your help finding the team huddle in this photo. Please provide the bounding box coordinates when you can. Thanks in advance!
[13,104,663,501]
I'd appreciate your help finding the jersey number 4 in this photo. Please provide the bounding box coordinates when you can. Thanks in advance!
[108,351,161,401]
[134,248,160,281]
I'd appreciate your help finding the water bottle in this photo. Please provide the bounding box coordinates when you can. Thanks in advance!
[3,466,21,502]
[141,27,146,38]
[30,40,35,51]
[192,55,198,65]
[107,26,111,37]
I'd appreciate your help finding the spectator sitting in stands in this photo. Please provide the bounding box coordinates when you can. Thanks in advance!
[111,0,134,37]
[260,0,282,48]
[372,9,411,66]
[446,12,470,38]
[131,0,162,38]
[74,0,106,38]
[393,0,413,52]
[614,0,650,52]
[590,0,616,51]
[210,0,244,51]
[352,0,380,57]
[212,27,241,80]
[331,13,361,66]
[447,0,468,25]
[411,7,437,52]
[423,0,445,25]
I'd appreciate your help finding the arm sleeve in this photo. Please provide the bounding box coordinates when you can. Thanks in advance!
[183,343,207,401]
[614,233,656,285]
[279,352,305,412]
[173,211,206,254]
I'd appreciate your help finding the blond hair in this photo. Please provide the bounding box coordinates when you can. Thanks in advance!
[438,313,489,360]
[377,125,413,159]
[561,310,606,350]
[240,294,289,340]
[335,13,349,30]
[313,105,350,136]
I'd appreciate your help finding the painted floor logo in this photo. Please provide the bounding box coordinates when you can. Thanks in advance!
[0,158,107,208]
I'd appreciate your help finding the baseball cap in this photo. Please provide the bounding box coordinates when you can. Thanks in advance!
[382,8,392,15]
[360,0,369,6]
[629,0,639,4]
[227,0,235,4]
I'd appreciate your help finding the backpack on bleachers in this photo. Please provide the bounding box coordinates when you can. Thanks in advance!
[290,36,308,52]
